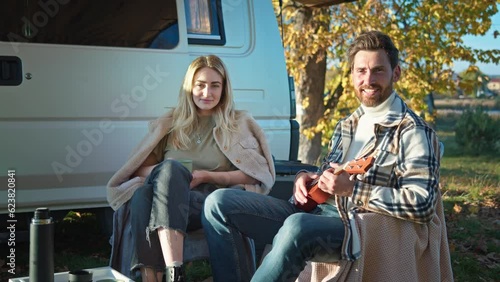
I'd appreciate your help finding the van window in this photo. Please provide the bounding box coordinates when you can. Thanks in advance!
[184,0,225,45]
[0,0,179,49]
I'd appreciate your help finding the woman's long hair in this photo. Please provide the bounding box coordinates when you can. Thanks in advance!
[169,55,239,149]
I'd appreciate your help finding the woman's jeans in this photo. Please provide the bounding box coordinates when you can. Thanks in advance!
[129,160,216,271]
[202,189,345,282]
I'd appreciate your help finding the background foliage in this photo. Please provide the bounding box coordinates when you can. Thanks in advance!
[454,107,500,155]
[274,0,499,164]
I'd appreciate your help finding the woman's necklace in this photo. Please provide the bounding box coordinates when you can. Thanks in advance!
[195,117,213,145]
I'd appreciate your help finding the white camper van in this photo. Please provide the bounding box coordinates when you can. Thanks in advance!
[0,0,309,228]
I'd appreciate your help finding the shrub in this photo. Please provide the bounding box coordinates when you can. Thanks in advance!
[454,107,500,155]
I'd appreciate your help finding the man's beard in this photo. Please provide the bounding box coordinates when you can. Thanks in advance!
[356,82,393,107]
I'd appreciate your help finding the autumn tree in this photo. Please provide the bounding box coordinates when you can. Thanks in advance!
[274,0,499,165]
[458,67,493,97]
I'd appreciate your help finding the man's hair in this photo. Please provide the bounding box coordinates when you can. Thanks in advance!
[347,30,399,70]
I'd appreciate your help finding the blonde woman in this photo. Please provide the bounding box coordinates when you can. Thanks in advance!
[107,55,275,282]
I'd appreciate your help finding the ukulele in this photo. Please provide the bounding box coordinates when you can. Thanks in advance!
[295,156,375,212]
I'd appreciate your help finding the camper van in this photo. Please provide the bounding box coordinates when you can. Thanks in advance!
[0,0,304,226]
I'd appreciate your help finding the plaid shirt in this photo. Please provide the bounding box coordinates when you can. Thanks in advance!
[322,94,441,260]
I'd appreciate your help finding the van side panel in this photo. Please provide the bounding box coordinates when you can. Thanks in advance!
[0,0,292,214]
[0,1,190,213]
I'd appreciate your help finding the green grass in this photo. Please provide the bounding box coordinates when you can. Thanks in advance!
[436,112,500,282]
[185,260,212,281]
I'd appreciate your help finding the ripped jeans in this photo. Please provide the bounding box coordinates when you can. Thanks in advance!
[129,159,217,271]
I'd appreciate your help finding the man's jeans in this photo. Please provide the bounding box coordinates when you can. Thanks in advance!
[202,189,345,282]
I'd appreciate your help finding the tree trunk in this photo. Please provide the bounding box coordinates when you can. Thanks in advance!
[294,8,329,165]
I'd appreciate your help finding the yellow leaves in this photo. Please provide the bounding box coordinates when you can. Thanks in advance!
[276,0,499,146]
[301,117,336,143]
[408,96,427,114]
[452,202,482,216]
[301,128,316,140]
[468,205,480,215]
[341,76,350,89]
[433,10,440,20]
[314,121,325,132]
[467,65,480,73]
[331,24,341,33]
[448,242,456,253]
[301,96,310,110]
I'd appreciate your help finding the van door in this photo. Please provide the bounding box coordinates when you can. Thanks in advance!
[0,0,191,213]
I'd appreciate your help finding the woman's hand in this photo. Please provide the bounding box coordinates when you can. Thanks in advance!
[190,170,257,188]
[132,153,159,178]
[134,165,158,178]
[293,172,318,205]
[190,170,212,188]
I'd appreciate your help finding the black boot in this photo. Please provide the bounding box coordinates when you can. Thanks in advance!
[164,265,185,282]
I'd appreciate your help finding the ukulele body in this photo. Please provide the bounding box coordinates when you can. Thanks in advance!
[295,181,330,212]
[294,156,374,212]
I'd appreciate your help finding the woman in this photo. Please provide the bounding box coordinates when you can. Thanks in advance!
[107,55,275,282]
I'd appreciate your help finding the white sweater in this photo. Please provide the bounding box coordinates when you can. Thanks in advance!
[344,92,400,162]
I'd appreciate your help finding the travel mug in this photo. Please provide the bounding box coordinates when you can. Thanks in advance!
[68,269,93,282]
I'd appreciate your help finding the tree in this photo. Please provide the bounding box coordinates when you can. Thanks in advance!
[458,66,492,97]
[274,0,499,165]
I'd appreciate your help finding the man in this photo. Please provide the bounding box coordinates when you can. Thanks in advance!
[201,30,453,282]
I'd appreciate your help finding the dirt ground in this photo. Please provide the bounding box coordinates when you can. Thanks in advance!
[434,96,498,109]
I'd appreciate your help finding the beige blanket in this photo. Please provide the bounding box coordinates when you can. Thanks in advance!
[297,192,453,282]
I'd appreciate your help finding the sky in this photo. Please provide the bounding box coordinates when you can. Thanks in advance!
[452,7,500,76]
